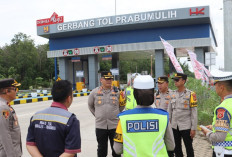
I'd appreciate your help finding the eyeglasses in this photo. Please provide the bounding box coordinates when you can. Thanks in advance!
[103,78,113,80]
[7,87,18,92]
[174,79,180,82]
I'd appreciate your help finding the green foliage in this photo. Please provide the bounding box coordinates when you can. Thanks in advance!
[99,60,112,71]
[0,33,54,89]
[180,61,194,78]
[163,57,194,78]
[35,77,43,88]
[119,59,154,83]
[169,77,220,125]
[99,58,154,84]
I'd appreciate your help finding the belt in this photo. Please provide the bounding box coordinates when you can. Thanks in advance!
[214,146,232,156]
[225,149,232,155]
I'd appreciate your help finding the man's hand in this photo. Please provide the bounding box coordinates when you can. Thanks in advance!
[190,130,196,139]
[200,125,212,136]
[206,125,213,130]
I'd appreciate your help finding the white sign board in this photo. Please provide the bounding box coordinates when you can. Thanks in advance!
[110,68,119,75]
[205,52,216,66]
[76,71,84,77]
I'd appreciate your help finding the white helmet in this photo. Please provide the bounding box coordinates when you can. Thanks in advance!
[134,75,154,89]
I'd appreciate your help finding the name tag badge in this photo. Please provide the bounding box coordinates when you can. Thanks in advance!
[126,120,159,133]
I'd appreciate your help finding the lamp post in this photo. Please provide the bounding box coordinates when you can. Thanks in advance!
[151,55,153,77]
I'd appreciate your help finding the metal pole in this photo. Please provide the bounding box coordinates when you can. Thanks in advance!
[151,55,153,77]
[209,53,211,72]
[54,58,58,80]
[115,0,117,15]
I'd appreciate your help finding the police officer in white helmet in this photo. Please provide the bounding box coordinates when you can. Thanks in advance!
[125,73,140,110]
[114,75,175,156]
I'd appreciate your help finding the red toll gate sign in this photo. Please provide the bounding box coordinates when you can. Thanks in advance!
[37,12,64,26]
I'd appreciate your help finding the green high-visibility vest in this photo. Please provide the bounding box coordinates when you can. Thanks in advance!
[119,108,169,157]
[125,87,137,110]
[212,97,232,149]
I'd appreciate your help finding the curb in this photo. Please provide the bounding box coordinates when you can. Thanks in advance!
[10,92,90,105]
[16,93,52,99]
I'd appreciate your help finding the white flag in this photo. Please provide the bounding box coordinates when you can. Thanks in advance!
[187,50,204,80]
[160,37,183,73]
[187,50,211,83]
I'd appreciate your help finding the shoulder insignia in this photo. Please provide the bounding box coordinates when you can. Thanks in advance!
[191,92,197,101]
[2,110,9,119]
[217,108,226,119]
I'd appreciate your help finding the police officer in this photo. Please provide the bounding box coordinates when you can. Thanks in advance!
[125,73,139,110]
[26,80,81,157]
[113,75,175,156]
[0,78,22,157]
[88,71,125,157]
[201,74,232,157]
[169,73,197,157]
[155,76,172,111]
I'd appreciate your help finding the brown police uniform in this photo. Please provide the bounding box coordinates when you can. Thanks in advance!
[169,73,197,157]
[88,86,125,129]
[0,79,22,157]
[155,89,173,111]
[169,89,198,130]
[88,71,125,157]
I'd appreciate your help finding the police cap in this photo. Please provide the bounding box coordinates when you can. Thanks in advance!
[0,78,21,89]
[172,73,187,80]
[157,76,169,83]
[211,70,232,85]
[101,71,114,79]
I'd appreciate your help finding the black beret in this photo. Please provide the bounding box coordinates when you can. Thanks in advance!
[0,78,21,89]
[172,73,187,80]
[101,71,113,79]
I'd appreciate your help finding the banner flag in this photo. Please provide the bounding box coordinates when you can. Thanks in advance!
[187,50,211,83]
[187,50,204,80]
[160,37,183,73]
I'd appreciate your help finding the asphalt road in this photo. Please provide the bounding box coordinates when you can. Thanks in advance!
[14,96,104,157]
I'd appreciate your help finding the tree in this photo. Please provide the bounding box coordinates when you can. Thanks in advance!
[0,33,54,89]
[8,33,38,88]
[36,43,54,83]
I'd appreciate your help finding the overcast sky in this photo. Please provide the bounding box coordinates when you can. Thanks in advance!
[0,0,224,69]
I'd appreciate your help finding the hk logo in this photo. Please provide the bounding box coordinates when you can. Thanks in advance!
[189,8,205,16]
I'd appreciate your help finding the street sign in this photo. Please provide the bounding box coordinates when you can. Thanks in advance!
[106,45,112,53]
[110,68,119,75]
[76,71,84,77]
[74,48,80,55]
[94,47,100,54]
[63,49,68,56]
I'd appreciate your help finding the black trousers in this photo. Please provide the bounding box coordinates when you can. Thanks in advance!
[213,151,232,157]
[96,128,121,157]
[173,127,194,157]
